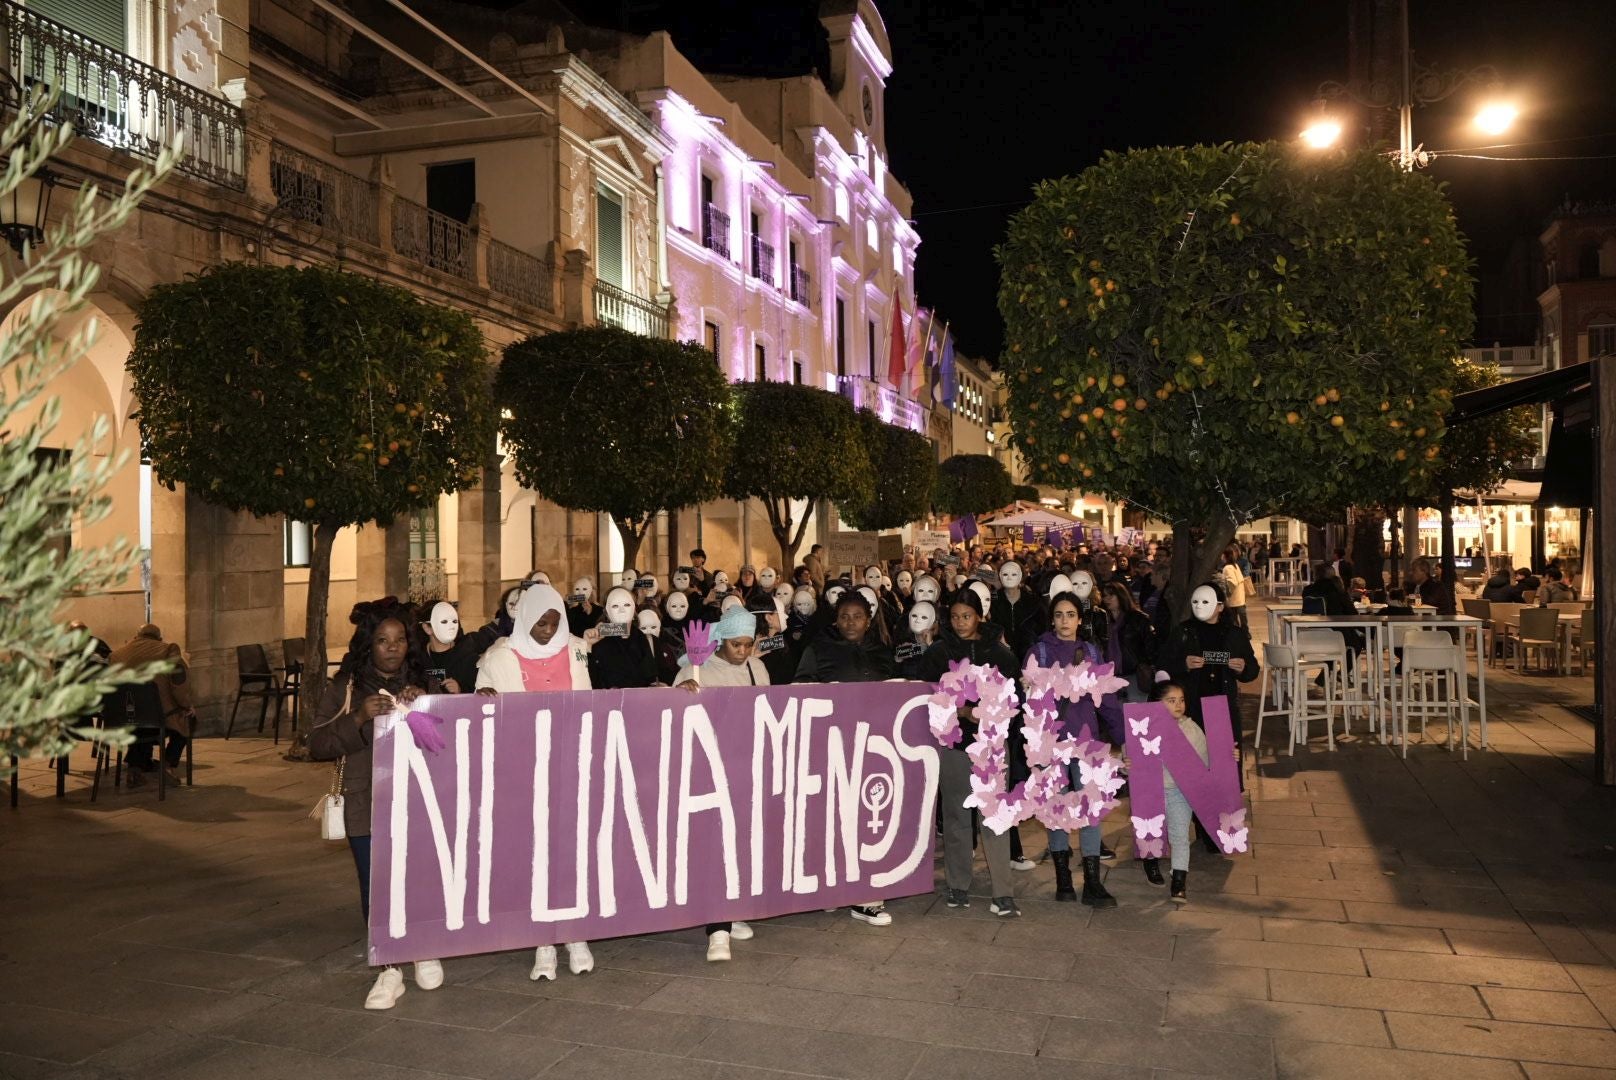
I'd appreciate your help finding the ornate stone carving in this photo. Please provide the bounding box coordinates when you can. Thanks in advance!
[631,190,651,297]
[169,0,222,92]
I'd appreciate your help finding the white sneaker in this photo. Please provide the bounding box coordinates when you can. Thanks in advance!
[850,905,892,927]
[565,941,594,974]
[1010,857,1037,871]
[706,931,731,962]
[413,959,443,990]
[530,945,558,981]
[364,967,405,1010]
[729,921,754,941]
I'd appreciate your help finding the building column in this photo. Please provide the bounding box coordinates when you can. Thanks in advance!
[458,454,503,625]
[355,518,411,602]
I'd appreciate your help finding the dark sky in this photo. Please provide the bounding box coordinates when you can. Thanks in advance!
[565,0,1616,357]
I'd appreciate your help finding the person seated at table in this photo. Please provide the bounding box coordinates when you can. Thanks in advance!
[1481,569,1515,603]
[1378,588,1415,617]
[1348,577,1370,604]
[1538,568,1576,604]
[1301,564,1355,617]
[106,624,196,786]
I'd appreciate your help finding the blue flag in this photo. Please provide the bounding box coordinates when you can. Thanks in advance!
[940,332,957,409]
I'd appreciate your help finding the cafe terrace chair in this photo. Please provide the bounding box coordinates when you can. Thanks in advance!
[1515,607,1561,675]
[1256,643,1336,754]
[1398,640,1471,760]
[226,644,297,743]
[1574,609,1597,676]
[1487,603,1524,666]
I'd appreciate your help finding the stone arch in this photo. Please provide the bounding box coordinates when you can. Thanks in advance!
[0,289,138,449]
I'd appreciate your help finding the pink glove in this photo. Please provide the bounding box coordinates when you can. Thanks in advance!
[404,710,447,754]
[682,621,718,667]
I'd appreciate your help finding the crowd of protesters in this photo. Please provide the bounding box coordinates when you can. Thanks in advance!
[310,535,1267,1009]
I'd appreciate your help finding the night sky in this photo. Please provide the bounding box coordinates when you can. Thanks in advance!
[563,0,1616,358]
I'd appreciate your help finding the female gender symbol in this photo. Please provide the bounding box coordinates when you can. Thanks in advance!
[861,774,894,833]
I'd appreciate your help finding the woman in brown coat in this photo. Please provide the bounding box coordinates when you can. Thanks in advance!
[307,598,435,1010]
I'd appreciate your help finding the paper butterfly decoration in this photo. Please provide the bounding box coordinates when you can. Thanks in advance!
[682,621,718,667]
[1138,736,1161,755]
[1131,813,1165,838]
[1128,716,1151,737]
[1216,808,1250,853]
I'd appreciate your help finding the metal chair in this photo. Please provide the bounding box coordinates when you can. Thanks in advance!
[1487,603,1524,666]
[226,644,298,742]
[1256,643,1336,754]
[281,637,306,731]
[91,683,192,802]
[1398,641,1471,759]
[1574,609,1597,676]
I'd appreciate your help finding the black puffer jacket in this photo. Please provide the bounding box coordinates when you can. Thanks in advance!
[916,622,1020,743]
[793,624,896,684]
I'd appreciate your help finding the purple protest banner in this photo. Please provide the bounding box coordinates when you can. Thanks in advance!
[368,683,939,966]
[1121,697,1246,858]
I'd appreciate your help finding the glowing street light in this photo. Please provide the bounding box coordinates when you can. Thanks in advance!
[1474,102,1518,136]
[1300,119,1343,149]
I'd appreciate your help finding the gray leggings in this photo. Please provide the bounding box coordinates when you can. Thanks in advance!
[1165,785,1194,872]
[939,746,1013,896]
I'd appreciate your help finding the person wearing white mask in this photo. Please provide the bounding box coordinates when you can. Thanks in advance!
[896,600,937,678]
[568,576,603,633]
[474,583,595,979]
[1159,581,1259,801]
[894,569,914,606]
[585,586,658,689]
[672,605,766,960]
[417,601,486,694]
[988,560,1046,658]
[758,566,779,592]
[670,569,694,597]
[912,574,942,606]
[771,581,795,606]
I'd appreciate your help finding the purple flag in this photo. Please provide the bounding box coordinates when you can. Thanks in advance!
[948,518,964,543]
[1050,528,1065,550]
[1023,523,1035,544]
[961,514,979,540]
[368,684,939,965]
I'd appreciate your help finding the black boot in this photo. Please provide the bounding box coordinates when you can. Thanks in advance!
[1051,851,1077,902]
[1080,856,1117,909]
[1170,869,1188,904]
[1142,858,1165,886]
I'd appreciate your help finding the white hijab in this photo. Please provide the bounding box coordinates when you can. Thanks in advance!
[510,583,570,660]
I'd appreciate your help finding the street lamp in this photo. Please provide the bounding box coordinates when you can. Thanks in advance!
[1474,102,1518,136]
[0,168,55,257]
[1300,118,1343,149]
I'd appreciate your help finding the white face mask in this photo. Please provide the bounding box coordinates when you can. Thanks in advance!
[619,569,637,588]
[792,589,817,617]
[759,567,777,589]
[1047,573,1073,601]
[714,571,730,593]
[968,581,993,610]
[504,590,522,619]
[665,592,689,620]
[636,609,661,638]
[913,576,940,603]
[825,585,846,607]
[527,571,551,586]
[721,594,744,612]
[865,566,884,589]
[428,601,459,645]
[999,562,1024,591]
[908,602,936,636]
[572,577,594,603]
[1191,584,1220,623]
[952,574,968,591]
[1072,571,1096,601]
[857,585,880,612]
[773,582,794,603]
[896,570,913,593]
[672,571,691,592]
[604,587,636,625]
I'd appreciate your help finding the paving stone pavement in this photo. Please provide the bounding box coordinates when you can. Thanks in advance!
[3,601,1614,1079]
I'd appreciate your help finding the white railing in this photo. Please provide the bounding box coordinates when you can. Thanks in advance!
[1,0,245,187]
[837,375,927,433]
[593,280,668,338]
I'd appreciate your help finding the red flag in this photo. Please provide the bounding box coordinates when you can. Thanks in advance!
[888,302,907,388]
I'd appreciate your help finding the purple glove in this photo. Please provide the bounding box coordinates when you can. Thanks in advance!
[683,621,718,667]
[404,710,447,754]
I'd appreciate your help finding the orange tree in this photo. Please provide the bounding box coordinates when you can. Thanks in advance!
[498,326,735,574]
[933,453,1014,517]
[128,263,493,723]
[836,409,937,532]
[997,142,1473,620]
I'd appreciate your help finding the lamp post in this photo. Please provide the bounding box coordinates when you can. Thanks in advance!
[1303,0,1513,169]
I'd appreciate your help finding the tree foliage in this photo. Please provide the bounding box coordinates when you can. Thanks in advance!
[1431,359,1540,499]
[1,90,176,763]
[498,327,735,571]
[1013,483,1041,503]
[837,410,937,532]
[997,142,1473,615]
[933,454,1014,517]
[129,263,494,727]
[722,381,869,568]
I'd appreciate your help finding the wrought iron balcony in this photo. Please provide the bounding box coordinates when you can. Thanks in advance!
[488,239,554,311]
[1,0,245,188]
[269,143,379,245]
[790,265,811,306]
[702,203,729,258]
[392,196,473,280]
[594,279,668,339]
[836,374,928,434]
[750,236,774,283]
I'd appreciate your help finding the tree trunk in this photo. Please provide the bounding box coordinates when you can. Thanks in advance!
[1387,505,1402,588]
[768,497,815,574]
[1402,502,1420,582]
[1350,507,1385,591]
[295,521,338,751]
[1439,492,1458,616]
[613,516,646,578]
[1168,517,1237,626]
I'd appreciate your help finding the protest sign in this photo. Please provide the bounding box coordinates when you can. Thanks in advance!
[826,531,880,571]
[369,683,938,965]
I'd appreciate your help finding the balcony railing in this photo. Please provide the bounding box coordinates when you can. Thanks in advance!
[836,374,927,434]
[488,239,553,311]
[702,204,729,258]
[750,236,774,283]
[594,279,668,339]
[790,265,811,306]
[1,0,245,188]
[269,142,379,245]
[392,196,473,280]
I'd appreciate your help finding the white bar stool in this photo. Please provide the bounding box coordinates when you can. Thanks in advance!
[1398,641,1471,759]
[1256,643,1336,754]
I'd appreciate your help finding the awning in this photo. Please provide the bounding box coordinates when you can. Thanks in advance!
[1448,360,1594,424]
[980,503,1079,529]
[1538,386,1595,508]
[1455,478,1541,503]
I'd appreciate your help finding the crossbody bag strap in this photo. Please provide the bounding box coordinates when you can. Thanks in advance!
[333,675,354,792]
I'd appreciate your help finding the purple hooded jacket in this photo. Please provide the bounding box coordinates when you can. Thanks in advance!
[1026,631,1125,745]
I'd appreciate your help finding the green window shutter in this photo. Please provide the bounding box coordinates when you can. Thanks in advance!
[28,0,126,50]
[595,185,625,289]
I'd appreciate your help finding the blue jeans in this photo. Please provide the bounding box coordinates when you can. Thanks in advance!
[349,834,371,920]
[1044,760,1101,857]
[1165,785,1193,873]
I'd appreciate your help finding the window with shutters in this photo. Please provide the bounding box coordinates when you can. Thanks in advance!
[28,0,126,49]
[596,183,626,289]
[755,342,768,382]
[705,321,721,366]
[835,297,847,377]
[1589,324,1616,360]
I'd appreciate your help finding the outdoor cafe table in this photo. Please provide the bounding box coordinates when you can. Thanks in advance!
[1276,612,1488,750]
[1275,614,1389,740]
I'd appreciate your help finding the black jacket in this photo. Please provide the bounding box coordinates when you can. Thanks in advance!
[586,632,659,689]
[793,625,896,684]
[988,588,1047,659]
[1160,617,1259,726]
[917,623,1020,743]
[1111,609,1159,694]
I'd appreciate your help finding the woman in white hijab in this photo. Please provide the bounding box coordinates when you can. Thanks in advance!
[476,583,591,694]
[473,583,594,979]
